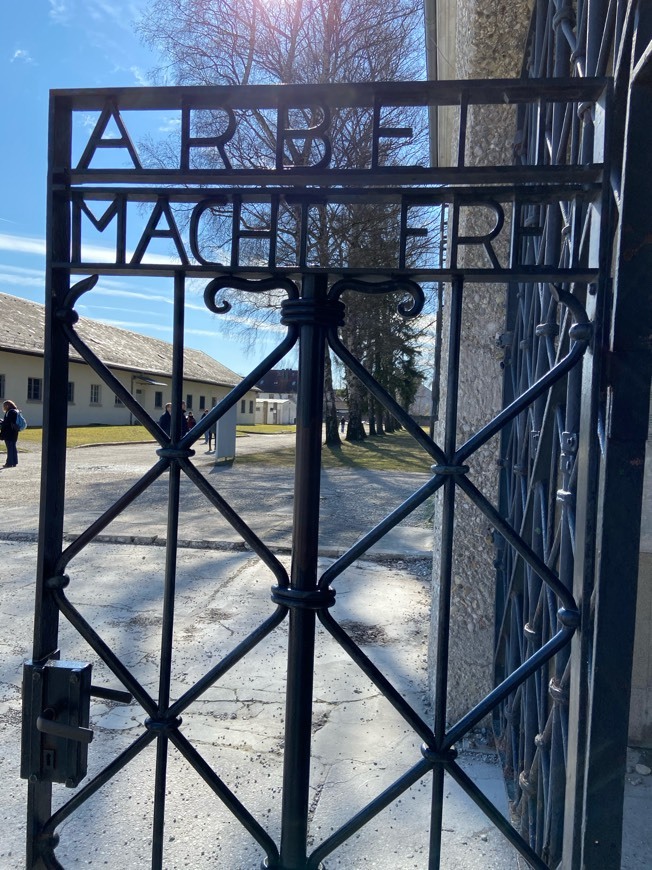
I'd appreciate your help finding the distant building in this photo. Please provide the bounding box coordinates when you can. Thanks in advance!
[256,368,298,395]
[0,292,257,427]
[255,394,297,425]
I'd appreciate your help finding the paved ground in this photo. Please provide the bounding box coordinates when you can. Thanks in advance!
[2,433,435,558]
[0,433,648,868]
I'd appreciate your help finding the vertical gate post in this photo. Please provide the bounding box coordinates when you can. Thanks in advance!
[564,6,652,866]
[26,93,72,869]
[279,273,328,869]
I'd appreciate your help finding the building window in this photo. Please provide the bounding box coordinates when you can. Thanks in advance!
[90,384,101,405]
[154,391,163,409]
[211,397,217,407]
[67,382,75,403]
[249,400,254,414]
[28,377,42,402]
[114,394,124,406]
[0,374,5,398]
[186,394,193,410]
[240,399,246,413]
[199,395,206,410]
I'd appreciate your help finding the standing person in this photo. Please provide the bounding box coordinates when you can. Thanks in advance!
[186,411,196,429]
[180,401,189,436]
[201,409,210,444]
[158,402,172,436]
[1,400,20,468]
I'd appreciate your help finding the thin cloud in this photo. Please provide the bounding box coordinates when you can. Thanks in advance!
[48,1,71,24]
[50,0,138,30]
[88,0,142,34]
[196,315,286,335]
[0,234,45,257]
[130,65,150,87]
[0,263,44,278]
[0,232,175,265]
[0,272,44,289]
[10,49,35,65]
[77,304,168,319]
[158,116,181,133]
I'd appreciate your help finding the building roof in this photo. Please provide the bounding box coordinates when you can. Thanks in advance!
[0,292,244,388]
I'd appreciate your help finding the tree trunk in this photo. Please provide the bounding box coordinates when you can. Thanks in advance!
[346,411,366,441]
[368,405,377,436]
[345,369,367,441]
[375,399,385,435]
[323,349,341,446]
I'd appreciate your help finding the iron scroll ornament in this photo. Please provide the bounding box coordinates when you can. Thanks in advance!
[204,274,300,314]
[328,276,426,318]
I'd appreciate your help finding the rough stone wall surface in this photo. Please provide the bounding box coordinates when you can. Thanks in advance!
[456,1,533,80]
[428,0,532,724]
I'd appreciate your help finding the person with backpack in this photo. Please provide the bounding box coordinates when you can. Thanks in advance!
[1,399,21,468]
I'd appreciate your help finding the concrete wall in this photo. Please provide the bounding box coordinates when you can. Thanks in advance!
[429,0,651,746]
[427,0,532,723]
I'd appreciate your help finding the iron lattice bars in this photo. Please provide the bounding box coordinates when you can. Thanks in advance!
[494,1,652,868]
[24,74,610,868]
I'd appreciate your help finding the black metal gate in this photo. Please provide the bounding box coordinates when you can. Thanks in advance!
[20,49,648,870]
[492,2,652,867]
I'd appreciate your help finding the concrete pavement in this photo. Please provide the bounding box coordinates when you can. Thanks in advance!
[2,435,436,560]
[0,539,517,869]
[2,433,647,867]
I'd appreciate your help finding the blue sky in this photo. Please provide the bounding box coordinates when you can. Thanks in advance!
[1,0,282,377]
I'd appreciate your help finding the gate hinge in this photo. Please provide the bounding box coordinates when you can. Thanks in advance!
[560,431,578,473]
[21,659,93,788]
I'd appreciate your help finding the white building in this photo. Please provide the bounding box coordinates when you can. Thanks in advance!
[255,393,297,425]
[0,293,257,427]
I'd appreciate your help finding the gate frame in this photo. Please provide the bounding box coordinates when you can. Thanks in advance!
[23,75,619,869]
[563,3,652,866]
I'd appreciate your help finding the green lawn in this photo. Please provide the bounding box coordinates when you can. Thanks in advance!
[237,424,296,435]
[11,423,431,473]
[237,429,433,473]
[13,423,296,449]
[16,425,155,449]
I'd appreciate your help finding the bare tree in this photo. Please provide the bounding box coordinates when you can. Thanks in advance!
[139,0,430,443]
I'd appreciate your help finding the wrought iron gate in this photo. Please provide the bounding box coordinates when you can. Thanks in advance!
[492,2,652,868]
[19,58,645,869]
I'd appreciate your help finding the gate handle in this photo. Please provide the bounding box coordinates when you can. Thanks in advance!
[36,710,94,744]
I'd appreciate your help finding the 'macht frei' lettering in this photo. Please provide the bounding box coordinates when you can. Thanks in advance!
[71,191,441,271]
[72,195,127,264]
[131,198,189,266]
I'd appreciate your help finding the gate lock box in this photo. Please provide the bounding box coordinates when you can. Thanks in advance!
[21,659,93,788]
